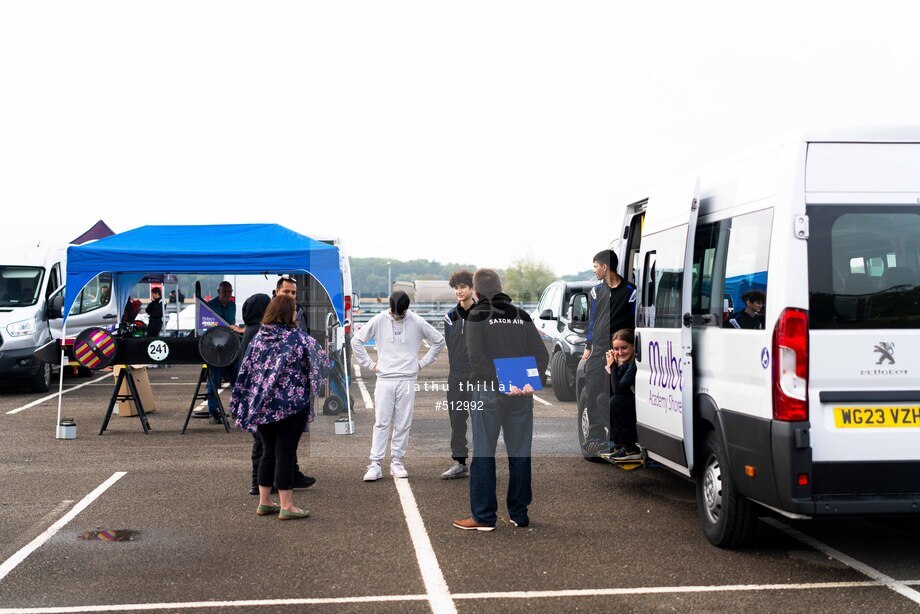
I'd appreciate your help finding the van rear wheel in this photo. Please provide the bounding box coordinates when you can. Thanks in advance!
[30,361,52,393]
[696,430,758,548]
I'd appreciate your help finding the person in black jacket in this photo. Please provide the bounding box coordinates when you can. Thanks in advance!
[600,328,640,462]
[452,269,549,532]
[724,289,766,330]
[441,269,475,479]
[145,287,163,337]
[583,249,637,456]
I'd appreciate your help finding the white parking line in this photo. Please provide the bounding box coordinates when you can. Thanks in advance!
[0,471,126,583]
[354,373,374,410]
[193,382,230,410]
[532,394,552,406]
[6,374,111,415]
[764,518,920,606]
[0,579,906,613]
[394,479,456,614]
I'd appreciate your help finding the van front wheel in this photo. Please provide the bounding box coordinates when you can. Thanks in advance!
[696,430,757,548]
[551,351,576,401]
[31,361,52,393]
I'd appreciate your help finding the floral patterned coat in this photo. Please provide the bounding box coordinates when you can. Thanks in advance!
[229,324,332,433]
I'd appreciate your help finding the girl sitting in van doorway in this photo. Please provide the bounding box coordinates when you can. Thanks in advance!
[600,329,640,462]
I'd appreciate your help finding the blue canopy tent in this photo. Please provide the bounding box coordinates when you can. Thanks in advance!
[63,224,344,325]
[56,223,350,435]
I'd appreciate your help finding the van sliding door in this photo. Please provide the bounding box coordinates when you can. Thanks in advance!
[635,177,700,474]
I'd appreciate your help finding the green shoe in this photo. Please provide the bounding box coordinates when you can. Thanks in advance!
[256,504,281,516]
[279,508,310,520]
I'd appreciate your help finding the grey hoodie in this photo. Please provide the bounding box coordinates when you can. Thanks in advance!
[351,309,445,380]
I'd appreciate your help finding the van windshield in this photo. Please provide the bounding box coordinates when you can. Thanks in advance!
[808,206,920,329]
[0,267,44,308]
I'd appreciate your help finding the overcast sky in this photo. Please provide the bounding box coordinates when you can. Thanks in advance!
[2,1,918,277]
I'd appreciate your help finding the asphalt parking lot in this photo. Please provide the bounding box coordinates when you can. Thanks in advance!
[1,348,919,613]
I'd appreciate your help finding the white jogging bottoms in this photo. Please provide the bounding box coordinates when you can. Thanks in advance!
[369,379,417,462]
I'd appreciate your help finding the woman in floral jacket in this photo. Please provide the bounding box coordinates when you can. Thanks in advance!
[229,294,331,520]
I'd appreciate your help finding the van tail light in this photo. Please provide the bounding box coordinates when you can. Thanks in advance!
[344,295,352,335]
[772,308,809,421]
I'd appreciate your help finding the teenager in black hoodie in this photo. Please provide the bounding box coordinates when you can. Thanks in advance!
[452,269,548,531]
[441,269,475,479]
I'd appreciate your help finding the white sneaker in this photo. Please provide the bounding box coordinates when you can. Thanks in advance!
[390,460,408,479]
[441,461,469,480]
[363,462,382,482]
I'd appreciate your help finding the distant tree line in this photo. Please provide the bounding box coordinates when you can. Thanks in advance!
[351,258,477,297]
[352,256,568,303]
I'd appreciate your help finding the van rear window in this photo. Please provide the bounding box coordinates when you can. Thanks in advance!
[808,206,920,329]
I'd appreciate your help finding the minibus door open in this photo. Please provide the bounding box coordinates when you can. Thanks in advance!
[634,177,700,474]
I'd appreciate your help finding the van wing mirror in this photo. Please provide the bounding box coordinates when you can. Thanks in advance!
[48,294,65,319]
[567,292,589,334]
[539,308,556,320]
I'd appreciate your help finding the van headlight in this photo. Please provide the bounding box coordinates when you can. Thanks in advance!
[565,333,586,344]
[6,319,36,337]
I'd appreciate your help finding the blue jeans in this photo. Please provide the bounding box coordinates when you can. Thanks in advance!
[207,362,239,416]
[469,389,533,527]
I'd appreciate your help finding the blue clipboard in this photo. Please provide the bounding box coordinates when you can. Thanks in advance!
[493,356,542,392]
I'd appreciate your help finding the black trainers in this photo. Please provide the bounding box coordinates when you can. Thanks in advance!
[293,474,316,489]
[208,415,223,425]
[611,446,642,462]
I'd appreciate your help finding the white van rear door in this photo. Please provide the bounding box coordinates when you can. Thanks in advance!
[635,177,700,473]
[804,142,920,463]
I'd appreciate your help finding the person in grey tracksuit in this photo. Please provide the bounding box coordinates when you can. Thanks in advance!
[352,291,445,481]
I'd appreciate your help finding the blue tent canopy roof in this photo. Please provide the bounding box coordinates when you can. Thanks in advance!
[64,224,344,325]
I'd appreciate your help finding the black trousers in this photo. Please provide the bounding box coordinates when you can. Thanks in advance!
[447,378,471,462]
[251,434,301,484]
[257,410,309,490]
[609,394,637,448]
[585,358,610,441]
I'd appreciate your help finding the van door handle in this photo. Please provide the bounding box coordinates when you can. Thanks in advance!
[635,331,642,362]
[103,314,117,319]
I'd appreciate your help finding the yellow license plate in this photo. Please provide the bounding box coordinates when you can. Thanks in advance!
[834,406,920,428]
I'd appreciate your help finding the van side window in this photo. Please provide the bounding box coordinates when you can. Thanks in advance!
[46,264,61,300]
[808,206,920,329]
[638,226,685,329]
[72,273,114,315]
[690,222,723,320]
[722,209,772,325]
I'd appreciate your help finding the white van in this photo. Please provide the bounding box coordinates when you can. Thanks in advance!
[0,245,117,391]
[228,235,355,365]
[574,127,920,547]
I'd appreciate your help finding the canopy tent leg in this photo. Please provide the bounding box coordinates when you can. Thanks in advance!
[54,323,67,439]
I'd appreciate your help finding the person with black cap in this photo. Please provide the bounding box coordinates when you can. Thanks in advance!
[145,287,163,337]
[725,289,766,330]
[352,290,445,481]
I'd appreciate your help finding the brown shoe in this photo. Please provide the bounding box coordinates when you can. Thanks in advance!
[452,517,495,532]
